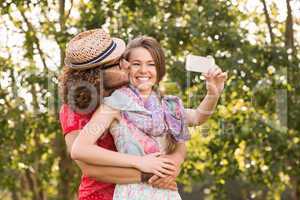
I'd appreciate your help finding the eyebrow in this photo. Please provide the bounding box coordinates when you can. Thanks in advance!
[130,59,154,62]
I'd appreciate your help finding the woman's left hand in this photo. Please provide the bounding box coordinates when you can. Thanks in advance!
[204,68,227,97]
[148,154,181,190]
[148,175,178,191]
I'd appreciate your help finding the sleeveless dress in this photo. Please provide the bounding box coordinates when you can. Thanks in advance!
[59,104,116,200]
[103,85,190,200]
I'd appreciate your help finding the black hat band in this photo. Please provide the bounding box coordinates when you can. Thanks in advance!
[71,41,117,66]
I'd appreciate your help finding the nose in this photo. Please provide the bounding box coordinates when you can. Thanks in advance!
[139,63,147,73]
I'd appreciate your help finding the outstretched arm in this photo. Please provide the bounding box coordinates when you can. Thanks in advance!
[185,68,227,126]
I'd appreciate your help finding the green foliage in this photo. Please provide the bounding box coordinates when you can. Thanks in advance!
[0,0,299,199]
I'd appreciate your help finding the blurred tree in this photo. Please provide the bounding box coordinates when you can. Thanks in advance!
[0,0,299,199]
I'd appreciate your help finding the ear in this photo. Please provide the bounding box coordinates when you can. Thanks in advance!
[120,59,130,69]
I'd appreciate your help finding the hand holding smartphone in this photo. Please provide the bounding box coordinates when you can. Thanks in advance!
[185,54,218,73]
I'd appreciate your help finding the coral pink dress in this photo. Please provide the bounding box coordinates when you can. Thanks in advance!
[60,104,116,200]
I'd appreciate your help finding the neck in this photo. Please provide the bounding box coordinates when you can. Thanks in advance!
[128,84,154,100]
[139,89,153,100]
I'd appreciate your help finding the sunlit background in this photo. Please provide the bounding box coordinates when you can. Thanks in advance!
[0,0,299,199]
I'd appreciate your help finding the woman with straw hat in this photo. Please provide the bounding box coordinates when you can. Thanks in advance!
[59,29,182,200]
[70,35,227,199]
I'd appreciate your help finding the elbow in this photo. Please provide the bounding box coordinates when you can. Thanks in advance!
[70,143,82,161]
[196,119,206,126]
[78,163,106,181]
[74,160,97,178]
[80,165,94,178]
[191,118,205,126]
[196,115,210,126]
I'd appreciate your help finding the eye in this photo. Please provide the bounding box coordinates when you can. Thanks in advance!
[147,63,156,67]
[131,62,140,67]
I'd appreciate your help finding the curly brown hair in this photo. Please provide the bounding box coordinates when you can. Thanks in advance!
[59,66,105,113]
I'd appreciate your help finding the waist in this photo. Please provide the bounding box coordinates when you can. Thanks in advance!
[79,176,115,199]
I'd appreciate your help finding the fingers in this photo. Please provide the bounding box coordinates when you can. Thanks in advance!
[207,68,214,77]
[217,72,228,79]
[213,68,222,77]
[149,152,161,157]
[150,176,178,191]
[160,158,176,166]
[158,167,175,176]
[217,72,226,77]
[162,176,174,187]
[205,69,227,84]
[209,68,221,77]
[204,68,212,79]
[150,177,163,186]
[148,175,159,184]
[162,162,176,172]
[203,73,209,80]
[168,180,178,191]
[162,180,177,191]
[170,182,178,191]
[153,161,176,177]
[153,170,166,178]
[154,176,172,186]
[143,153,177,177]
[204,68,220,79]
[155,162,176,176]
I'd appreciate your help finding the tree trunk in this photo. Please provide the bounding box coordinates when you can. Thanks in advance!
[11,186,20,200]
[285,1,298,199]
[292,178,300,200]
[261,0,275,45]
[285,0,294,51]
[55,1,76,199]
[56,137,76,200]
[59,0,66,69]
[25,169,39,200]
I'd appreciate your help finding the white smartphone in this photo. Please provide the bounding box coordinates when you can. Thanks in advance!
[185,54,218,73]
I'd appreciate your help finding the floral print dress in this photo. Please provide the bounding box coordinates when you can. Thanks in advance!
[103,85,190,200]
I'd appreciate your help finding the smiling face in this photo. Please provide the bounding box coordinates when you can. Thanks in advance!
[128,47,157,96]
[121,36,166,97]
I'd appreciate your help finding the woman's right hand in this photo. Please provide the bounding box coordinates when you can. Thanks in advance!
[134,153,177,177]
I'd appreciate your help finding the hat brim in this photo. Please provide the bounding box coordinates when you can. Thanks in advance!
[65,37,126,70]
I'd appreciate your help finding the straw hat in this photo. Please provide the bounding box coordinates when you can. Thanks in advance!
[64,29,126,70]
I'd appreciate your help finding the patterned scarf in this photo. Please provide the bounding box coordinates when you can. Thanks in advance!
[121,85,190,142]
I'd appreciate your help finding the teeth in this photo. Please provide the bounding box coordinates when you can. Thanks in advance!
[137,77,149,81]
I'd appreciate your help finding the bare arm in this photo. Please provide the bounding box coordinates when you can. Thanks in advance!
[66,132,179,190]
[185,94,220,126]
[185,68,227,126]
[71,104,176,176]
[65,132,141,184]
[71,104,136,167]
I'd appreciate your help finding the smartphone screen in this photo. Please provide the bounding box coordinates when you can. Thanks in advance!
[185,54,217,73]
